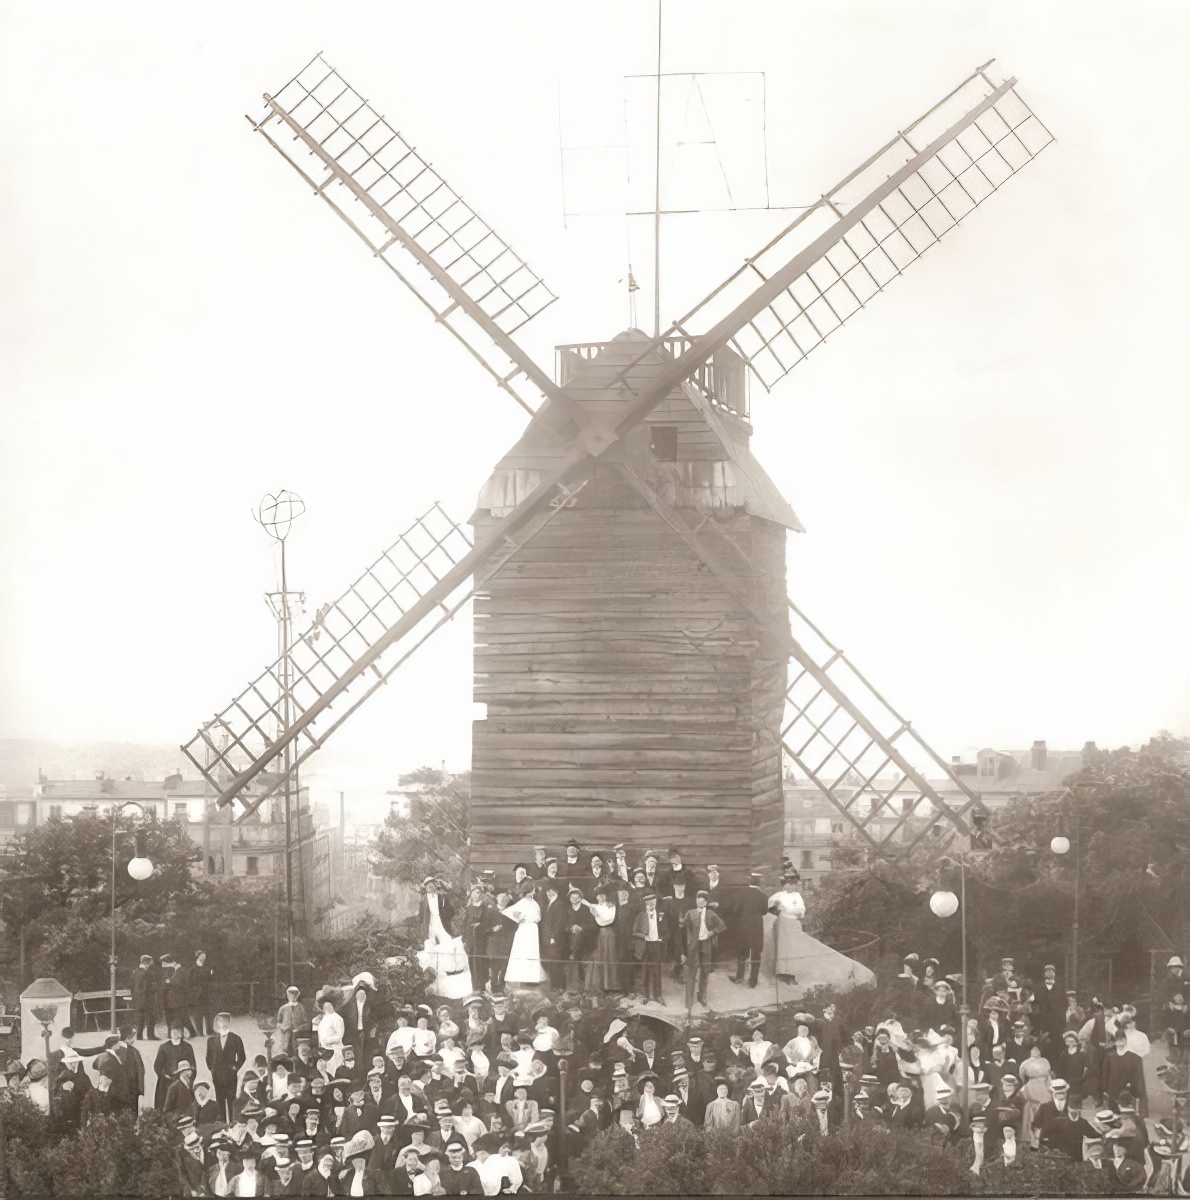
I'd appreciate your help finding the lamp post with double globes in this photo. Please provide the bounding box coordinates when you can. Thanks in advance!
[110,801,154,1033]
[930,853,970,1127]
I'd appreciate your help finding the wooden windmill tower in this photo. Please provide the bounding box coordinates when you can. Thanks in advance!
[183,53,1053,879]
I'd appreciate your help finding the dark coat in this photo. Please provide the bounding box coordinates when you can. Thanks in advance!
[130,965,155,1008]
[418,892,455,939]
[1039,1106,1098,1159]
[207,1030,247,1081]
[1099,1049,1147,1114]
[679,906,727,956]
[563,903,596,959]
[153,1039,197,1108]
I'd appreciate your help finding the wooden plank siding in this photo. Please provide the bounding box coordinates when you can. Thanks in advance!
[468,332,790,880]
[469,500,787,878]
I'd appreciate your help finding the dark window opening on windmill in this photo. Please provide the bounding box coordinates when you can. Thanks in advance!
[650,425,678,462]
[800,849,814,870]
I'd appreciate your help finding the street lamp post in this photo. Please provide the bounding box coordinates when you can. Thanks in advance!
[110,801,154,1033]
[1050,812,1080,995]
[931,852,970,1129]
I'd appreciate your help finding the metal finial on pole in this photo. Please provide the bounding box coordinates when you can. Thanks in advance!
[255,490,306,988]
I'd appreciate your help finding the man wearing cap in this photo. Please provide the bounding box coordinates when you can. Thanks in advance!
[164,955,199,1039]
[630,891,669,1004]
[731,872,768,988]
[276,987,309,1060]
[923,1085,961,1144]
[206,1011,247,1124]
[131,953,158,1041]
[660,1093,693,1128]
[1034,963,1066,1054]
[560,839,583,883]
[1036,1080,1096,1160]
[175,1126,208,1196]
[436,1137,481,1194]
[680,889,727,1013]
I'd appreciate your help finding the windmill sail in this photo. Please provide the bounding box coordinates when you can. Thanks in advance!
[252,53,560,413]
[670,61,1054,390]
[182,503,474,817]
[781,598,986,855]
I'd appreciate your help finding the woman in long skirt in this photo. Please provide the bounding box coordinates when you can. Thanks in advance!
[1017,1044,1052,1149]
[503,879,546,986]
[582,887,619,993]
[767,875,807,981]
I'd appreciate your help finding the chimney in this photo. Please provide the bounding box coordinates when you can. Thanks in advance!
[1082,740,1097,765]
[1031,740,1048,771]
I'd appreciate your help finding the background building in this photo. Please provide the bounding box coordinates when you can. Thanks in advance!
[784,738,1090,881]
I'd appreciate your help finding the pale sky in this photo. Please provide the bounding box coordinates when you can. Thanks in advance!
[3,1,1187,812]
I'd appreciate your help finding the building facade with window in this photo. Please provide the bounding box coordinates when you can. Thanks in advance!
[783,739,1092,882]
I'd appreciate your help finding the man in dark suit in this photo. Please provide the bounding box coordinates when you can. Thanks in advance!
[630,892,669,1004]
[681,890,727,1012]
[119,1027,146,1114]
[1037,1081,1098,1159]
[207,1010,247,1123]
[163,956,198,1037]
[1033,964,1066,1054]
[130,954,157,1040]
[731,872,769,987]
[539,880,568,992]
[190,951,216,1037]
[1099,1032,1147,1115]
[741,1079,782,1125]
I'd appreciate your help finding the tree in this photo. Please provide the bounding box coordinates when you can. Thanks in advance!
[371,768,470,885]
[1,814,197,991]
[805,734,1190,995]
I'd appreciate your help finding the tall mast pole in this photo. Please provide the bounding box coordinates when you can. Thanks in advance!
[652,0,663,337]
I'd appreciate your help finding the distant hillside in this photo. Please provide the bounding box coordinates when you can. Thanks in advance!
[0,739,198,792]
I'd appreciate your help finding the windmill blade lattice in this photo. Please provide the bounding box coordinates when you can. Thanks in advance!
[781,598,986,855]
[672,61,1054,391]
[252,53,560,414]
[182,503,474,816]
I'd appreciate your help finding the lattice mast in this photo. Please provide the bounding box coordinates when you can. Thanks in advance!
[185,53,1052,867]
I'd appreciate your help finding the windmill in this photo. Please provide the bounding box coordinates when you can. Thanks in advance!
[182,52,1053,879]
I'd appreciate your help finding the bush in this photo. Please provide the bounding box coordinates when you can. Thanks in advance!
[2,1101,177,1198]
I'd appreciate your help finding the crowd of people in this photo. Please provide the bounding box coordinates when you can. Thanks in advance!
[417,845,808,1007]
[1,841,1187,1195]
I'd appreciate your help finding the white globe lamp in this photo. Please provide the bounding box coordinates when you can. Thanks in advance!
[930,890,959,918]
[1050,835,1070,856]
[127,856,154,881]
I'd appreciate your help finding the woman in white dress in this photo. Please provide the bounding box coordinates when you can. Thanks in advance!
[502,879,546,986]
[767,875,807,981]
[314,991,346,1075]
